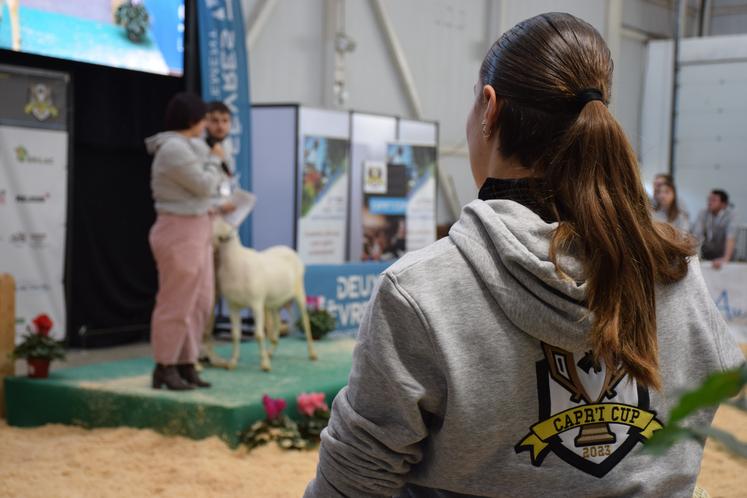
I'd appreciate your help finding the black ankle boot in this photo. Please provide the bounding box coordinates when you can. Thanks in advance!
[152,364,194,390]
[177,363,211,388]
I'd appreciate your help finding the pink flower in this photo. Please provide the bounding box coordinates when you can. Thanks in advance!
[306,295,320,310]
[262,394,286,420]
[32,314,53,337]
[297,392,329,417]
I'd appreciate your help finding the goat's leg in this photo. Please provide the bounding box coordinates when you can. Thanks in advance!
[202,297,230,369]
[227,305,243,370]
[264,307,274,357]
[252,305,271,371]
[267,307,280,356]
[295,288,318,361]
[9,0,20,51]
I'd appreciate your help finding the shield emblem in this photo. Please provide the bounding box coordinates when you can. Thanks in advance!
[24,84,59,122]
[515,343,663,478]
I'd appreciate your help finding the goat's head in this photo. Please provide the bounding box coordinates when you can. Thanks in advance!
[212,217,237,247]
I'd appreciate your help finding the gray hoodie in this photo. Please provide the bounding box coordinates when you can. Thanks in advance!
[145,131,222,216]
[305,199,744,498]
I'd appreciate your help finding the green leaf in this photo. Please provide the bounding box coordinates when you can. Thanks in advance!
[297,309,336,340]
[11,333,66,361]
[644,426,692,455]
[668,364,746,425]
[645,364,747,457]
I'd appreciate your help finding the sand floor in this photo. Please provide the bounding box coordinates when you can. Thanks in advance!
[0,402,744,498]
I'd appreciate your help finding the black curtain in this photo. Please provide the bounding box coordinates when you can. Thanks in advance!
[68,68,184,347]
[1,8,196,346]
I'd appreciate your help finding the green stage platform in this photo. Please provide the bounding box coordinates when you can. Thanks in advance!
[4,337,355,447]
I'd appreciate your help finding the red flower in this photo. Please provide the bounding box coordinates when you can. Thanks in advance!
[297,392,329,417]
[262,394,286,421]
[32,314,53,337]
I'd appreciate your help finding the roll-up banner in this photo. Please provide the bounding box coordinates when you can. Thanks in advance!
[197,0,253,244]
[0,64,69,342]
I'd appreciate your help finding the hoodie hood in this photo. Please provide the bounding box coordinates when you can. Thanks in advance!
[145,131,189,155]
[449,199,592,352]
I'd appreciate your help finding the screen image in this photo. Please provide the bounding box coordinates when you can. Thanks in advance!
[0,0,185,76]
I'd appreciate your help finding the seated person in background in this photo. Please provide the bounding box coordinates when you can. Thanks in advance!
[691,189,737,269]
[653,177,689,233]
[650,173,672,209]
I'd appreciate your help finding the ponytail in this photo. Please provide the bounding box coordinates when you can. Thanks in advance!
[480,12,695,389]
[546,101,693,390]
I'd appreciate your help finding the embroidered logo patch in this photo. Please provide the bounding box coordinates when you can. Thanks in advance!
[515,343,663,477]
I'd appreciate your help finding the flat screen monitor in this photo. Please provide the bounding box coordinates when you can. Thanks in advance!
[0,0,185,76]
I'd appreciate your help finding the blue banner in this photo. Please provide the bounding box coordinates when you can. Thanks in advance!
[197,0,252,245]
[305,262,392,333]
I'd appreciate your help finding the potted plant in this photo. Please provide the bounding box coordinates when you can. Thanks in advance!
[240,392,332,451]
[297,296,336,341]
[11,314,66,378]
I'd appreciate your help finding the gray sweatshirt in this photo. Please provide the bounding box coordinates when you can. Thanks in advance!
[305,199,744,498]
[145,131,222,216]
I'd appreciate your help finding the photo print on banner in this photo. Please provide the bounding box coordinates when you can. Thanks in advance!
[361,144,436,261]
[297,135,350,264]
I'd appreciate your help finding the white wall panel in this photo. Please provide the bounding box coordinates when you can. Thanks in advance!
[675,58,747,219]
[241,1,742,225]
[616,36,647,155]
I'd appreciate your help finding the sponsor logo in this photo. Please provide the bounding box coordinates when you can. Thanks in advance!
[14,145,54,165]
[24,83,59,122]
[9,231,48,249]
[515,343,663,478]
[16,193,50,204]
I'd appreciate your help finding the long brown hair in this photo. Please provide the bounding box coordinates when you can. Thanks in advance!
[480,13,694,389]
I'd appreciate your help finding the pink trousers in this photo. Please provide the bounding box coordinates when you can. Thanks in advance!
[149,213,214,365]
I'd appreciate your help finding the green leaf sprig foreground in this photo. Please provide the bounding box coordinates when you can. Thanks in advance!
[646,363,747,458]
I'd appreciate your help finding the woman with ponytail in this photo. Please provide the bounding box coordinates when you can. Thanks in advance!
[305,13,743,498]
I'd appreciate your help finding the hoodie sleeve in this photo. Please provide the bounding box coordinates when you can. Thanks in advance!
[158,140,222,197]
[304,273,445,498]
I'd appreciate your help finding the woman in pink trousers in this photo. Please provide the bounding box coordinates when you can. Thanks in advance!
[145,93,233,391]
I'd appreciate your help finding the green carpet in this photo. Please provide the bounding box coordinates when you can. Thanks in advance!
[4,337,355,447]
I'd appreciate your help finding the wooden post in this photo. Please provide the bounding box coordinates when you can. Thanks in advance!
[0,274,16,418]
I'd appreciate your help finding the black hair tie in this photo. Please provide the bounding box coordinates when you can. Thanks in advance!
[576,88,605,108]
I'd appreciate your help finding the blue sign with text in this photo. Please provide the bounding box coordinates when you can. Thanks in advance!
[305,262,392,333]
[197,0,252,244]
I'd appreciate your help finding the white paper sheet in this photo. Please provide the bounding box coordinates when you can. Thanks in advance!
[222,188,257,228]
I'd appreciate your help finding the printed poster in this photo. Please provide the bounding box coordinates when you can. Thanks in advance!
[361,144,436,261]
[297,136,350,263]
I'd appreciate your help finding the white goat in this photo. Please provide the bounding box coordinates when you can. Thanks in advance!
[210,219,317,371]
